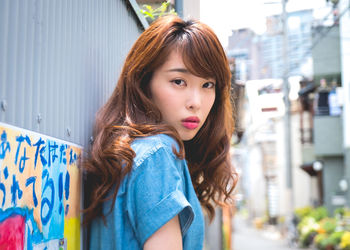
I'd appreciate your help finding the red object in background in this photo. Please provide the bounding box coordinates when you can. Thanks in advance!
[261,107,278,112]
[0,215,25,250]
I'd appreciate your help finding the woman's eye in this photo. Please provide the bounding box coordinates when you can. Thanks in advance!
[171,79,186,86]
[203,82,215,89]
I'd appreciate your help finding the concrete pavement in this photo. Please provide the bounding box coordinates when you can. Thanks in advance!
[233,215,301,250]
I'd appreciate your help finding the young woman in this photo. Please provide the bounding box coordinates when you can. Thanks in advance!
[83,15,238,250]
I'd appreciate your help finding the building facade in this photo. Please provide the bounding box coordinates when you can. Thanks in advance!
[227,9,314,81]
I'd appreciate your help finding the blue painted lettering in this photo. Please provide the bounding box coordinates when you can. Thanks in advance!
[0,130,11,159]
[41,169,54,225]
[34,138,47,168]
[10,175,23,206]
[25,176,38,207]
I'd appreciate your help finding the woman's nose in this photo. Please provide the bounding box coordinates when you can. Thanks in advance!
[186,88,201,111]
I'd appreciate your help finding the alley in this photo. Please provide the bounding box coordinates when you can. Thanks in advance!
[233,215,301,250]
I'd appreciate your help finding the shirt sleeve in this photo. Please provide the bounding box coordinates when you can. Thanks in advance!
[126,146,194,247]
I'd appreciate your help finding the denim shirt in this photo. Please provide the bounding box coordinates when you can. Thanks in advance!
[89,134,204,250]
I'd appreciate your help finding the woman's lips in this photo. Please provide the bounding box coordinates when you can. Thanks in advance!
[181,117,200,130]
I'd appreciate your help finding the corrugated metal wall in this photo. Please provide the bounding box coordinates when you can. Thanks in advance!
[0,0,143,148]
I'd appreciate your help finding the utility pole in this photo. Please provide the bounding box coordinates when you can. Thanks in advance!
[282,0,294,213]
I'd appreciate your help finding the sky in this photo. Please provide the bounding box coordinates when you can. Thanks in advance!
[200,0,330,49]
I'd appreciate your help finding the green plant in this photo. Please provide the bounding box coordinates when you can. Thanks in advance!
[314,233,328,249]
[319,218,337,234]
[329,231,344,245]
[335,207,346,218]
[298,217,319,234]
[314,231,344,250]
[295,206,313,219]
[297,216,320,247]
[294,207,350,249]
[300,231,317,248]
[310,206,329,221]
[140,1,176,22]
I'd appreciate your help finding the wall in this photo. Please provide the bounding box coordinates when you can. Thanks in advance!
[183,0,200,20]
[0,0,144,248]
[312,25,341,85]
[314,116,343,156]
[290,113,310,210]
[322,157,345,214]
[0,0,143,149]
[339,0,350,204]
[314,116,344,214]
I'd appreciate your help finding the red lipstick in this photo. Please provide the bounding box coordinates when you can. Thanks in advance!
[181,116,200,130]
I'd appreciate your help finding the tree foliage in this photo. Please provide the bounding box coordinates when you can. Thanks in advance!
[140,1,176,23]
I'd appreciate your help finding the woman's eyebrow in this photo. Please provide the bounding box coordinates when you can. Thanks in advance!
[166,68,189,73]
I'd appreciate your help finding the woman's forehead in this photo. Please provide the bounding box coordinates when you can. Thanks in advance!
[158,49,216,81]
[161,50,185,68]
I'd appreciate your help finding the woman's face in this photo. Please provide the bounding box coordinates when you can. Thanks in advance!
[150,50,216,141]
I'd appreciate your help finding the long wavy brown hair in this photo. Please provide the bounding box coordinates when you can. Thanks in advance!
[83,15,238,225]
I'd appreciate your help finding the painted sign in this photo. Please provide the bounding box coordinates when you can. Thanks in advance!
[0,123,81,249]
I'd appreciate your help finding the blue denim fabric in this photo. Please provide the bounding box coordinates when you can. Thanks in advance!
[89,134,204,250]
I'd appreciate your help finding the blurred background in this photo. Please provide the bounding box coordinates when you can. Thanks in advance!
[199,0,350,249]
[1,0,349,249]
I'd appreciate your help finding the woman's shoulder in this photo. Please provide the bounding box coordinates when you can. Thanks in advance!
[131,134,179,167]
[131,133,178,150]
